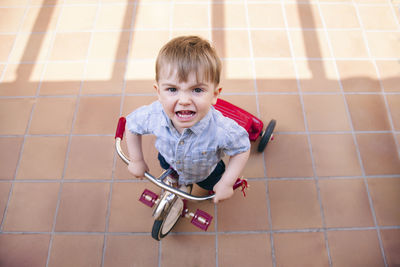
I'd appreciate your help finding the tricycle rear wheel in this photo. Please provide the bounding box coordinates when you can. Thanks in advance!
[257,119,276,152]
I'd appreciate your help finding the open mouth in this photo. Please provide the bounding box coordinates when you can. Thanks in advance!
[175,110,196,120]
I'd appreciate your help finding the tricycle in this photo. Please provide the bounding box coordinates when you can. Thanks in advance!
[114,99,276,240]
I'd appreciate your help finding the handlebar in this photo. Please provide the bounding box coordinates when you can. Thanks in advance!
[115,117,215,201]
[114,117,247,202]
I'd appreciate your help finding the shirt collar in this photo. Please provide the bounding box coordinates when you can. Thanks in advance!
[160,109,173,128]
[188,107,213,135]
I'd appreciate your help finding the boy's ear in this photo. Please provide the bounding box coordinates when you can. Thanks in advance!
[212,87,222,105]
[154,83,161,100]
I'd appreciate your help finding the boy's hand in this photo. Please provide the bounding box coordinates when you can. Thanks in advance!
[213,181,234,204]
[128,159,149,179]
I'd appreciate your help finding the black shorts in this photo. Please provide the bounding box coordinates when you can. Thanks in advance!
[157,153,225,191]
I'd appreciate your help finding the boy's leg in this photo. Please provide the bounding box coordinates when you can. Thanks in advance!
[159,153,225,191]
[196,160,226,191]
[158,153,170,169]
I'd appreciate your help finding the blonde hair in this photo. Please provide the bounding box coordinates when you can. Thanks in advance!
[155,36,221,85]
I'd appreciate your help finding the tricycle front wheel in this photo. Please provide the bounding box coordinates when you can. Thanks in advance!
[151,197,184,241]
[257,119,276,152]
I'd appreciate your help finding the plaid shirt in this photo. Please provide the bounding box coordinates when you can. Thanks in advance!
[126,101,250,185]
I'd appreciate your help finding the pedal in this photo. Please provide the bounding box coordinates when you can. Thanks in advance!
[191,209,213,231]
[139,189,159,208]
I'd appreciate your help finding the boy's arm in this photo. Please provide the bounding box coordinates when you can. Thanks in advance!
[213,149,250,203]
[126,130,149,178]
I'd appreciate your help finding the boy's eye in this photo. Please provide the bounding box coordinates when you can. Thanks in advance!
[167,87,177,92]
[193,88,203,93]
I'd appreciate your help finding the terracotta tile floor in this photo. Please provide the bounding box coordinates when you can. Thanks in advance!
[0,0,399,266]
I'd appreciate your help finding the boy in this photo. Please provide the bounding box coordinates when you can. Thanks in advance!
[126,36,250,203]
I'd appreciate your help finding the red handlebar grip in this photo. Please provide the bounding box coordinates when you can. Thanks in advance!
[233,178,245,190]
[115,117,126,140]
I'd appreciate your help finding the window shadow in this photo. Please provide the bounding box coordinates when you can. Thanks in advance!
[0,1,398,104]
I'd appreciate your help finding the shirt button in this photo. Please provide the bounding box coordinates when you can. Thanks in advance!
[179,141,184,145]
[176,160,181,164]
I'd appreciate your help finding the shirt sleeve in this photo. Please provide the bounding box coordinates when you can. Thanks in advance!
[221,117,251,156]
[125,103,153,135]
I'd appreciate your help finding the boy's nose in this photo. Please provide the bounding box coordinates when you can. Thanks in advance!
[178,93,191,105]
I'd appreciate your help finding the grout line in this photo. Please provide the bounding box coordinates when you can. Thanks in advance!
[0,4,35,82]
[2,130,400,140]
[283,2,334,266]
[368,0,400,159]
[100,0,140,266]
[207,0,212,42]
[316,1,373,263]
[119,2,137,117]
[242,0,264,161]
[264,179,276,266]
[215,205,219,267]
[2,26,399,34]
[243,0,276,266]
[207,2,220,267]
[316,0,364,191]
[391,1,400,26]
[317,1,389,266]
[95,0,119,265]
[42,1,69,266]
[2,28,400,40]
[389,0,400,28]
[1,174,399,184]
[0,0,32,233]
[388,0,400,159]
[0,33,27,83]
[243,1,262,143]
[351,1,393,266]
[3,224,400,236]
[158,238,162,267]
[2,91,400,102]
[4,56,400,68]
[169,0,174,40]
[44,1,102,266]
[357,1,400,160]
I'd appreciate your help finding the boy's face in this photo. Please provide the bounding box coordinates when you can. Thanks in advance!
[155,69,221,134]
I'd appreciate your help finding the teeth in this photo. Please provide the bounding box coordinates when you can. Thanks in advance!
[176,111,195,118]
